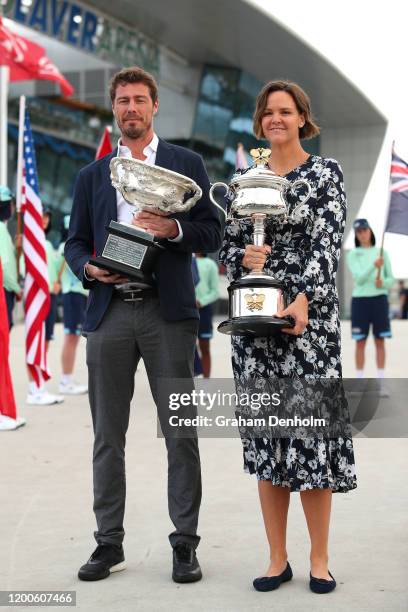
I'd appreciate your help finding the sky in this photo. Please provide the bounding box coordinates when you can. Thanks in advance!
[248,0,408,277]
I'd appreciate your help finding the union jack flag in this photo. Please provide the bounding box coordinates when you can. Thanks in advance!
[21,110,51,386]
[390,151,408,194]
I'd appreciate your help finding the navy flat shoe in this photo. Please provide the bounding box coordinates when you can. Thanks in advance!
[309,571,336,594]
[253,562,293,592]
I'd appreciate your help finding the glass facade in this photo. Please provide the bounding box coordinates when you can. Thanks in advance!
[191,65,320,182]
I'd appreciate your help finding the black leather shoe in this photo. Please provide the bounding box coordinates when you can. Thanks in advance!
[78,544,126,581]
[253,562,293,592]
[172,543,202,583]
[309,571,336,594]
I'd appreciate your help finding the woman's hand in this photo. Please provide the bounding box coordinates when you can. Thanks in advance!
[275,293,309,335]
[374,257,384,269]
[242,244,271,272]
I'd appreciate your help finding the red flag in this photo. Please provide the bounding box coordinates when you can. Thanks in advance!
[0,261,17,420]
[21,109,51,387]
[96,127,113,159]
[0,17,74,97]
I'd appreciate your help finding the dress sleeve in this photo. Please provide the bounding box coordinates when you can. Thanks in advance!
[218,218,247,283]
[295,159,347,304]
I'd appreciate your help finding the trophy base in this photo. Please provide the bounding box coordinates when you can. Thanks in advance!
[88,256,155,286]
[218,315,294,337]
[89,221,164,284]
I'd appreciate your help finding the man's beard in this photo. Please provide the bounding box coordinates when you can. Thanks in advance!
[117,117,149,140]
[122,124,145,139]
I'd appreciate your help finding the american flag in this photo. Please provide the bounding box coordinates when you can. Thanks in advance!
[386,150,408,235]
[21,110,51,386]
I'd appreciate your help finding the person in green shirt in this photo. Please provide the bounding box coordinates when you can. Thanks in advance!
[346,218,394,394]
[55,215,88,395]
[42,208,61,345]
[0,187,22,329]
[195,253,219,378]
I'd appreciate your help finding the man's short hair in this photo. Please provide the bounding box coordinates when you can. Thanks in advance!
[109,66,158,104]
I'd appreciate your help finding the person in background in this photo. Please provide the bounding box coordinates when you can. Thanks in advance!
[0,258,26,431]
[26,207,64,405]
[192,254,203,377]
[398,280,408,319]
[56,215,88,395]
[195,253,219,378]
[0,186,22,329]
[346,218,394,396]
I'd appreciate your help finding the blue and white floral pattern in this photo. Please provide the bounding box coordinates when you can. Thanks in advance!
[219,155,357,493]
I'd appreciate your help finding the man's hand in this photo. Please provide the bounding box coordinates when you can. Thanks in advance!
[85,263,129,284]
[132,211,179,239]
[275,293,309,335]
[242,244,271,272]
[374,257,384,269]
[375,278,383,288]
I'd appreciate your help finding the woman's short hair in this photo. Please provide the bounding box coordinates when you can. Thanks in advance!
[355,229,376,247]
[109,66,158,104]
[253,80,320,140]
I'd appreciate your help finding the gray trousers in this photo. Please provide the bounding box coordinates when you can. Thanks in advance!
[86,295,201,549]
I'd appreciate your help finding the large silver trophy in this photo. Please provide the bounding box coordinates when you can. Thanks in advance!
[210,148,312,336]
[89,158,202,287]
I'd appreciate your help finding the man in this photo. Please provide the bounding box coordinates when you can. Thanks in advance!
[65,67,221,583]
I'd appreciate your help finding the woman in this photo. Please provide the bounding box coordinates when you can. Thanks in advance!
[347,218,393,395]
[219,80,357,594]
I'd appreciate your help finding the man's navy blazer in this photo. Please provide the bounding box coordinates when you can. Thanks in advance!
[64,139,222,332]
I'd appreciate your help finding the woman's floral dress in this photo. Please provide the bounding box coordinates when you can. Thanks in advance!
[219,155,357,492]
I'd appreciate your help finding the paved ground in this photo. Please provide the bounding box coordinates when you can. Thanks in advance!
[1,320,407,611]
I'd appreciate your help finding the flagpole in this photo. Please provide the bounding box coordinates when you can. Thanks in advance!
[16,95,26,276]
[376,231,385,282]
[0,65,9,186]
[376,142,395,282]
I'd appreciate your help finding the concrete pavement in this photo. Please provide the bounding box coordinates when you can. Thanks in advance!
[0,320,407,611]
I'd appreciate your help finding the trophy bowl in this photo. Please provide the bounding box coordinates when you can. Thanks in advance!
[110,157,202,212]
[88,158,202,287]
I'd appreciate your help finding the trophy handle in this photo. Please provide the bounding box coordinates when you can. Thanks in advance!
[183,183,203,209]
[289,179,312,217]
[209,182,229,220]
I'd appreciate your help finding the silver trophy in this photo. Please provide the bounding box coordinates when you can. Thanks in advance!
[210,148,312,336]
[89,157,202,286]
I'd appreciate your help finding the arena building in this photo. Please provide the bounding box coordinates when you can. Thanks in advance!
[3,0,387,313]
